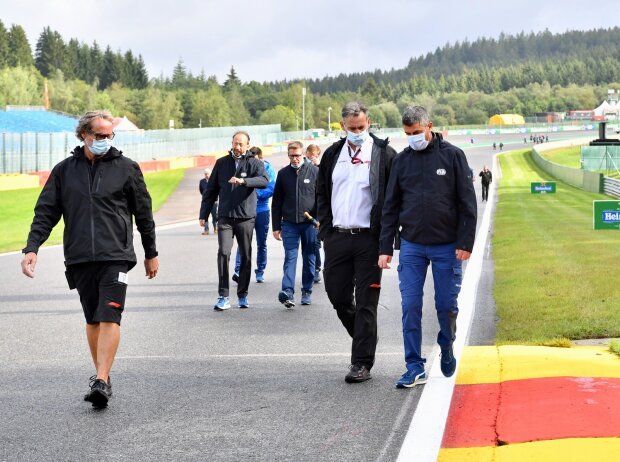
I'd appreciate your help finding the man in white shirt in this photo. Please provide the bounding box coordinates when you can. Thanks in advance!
[316,102,397,383]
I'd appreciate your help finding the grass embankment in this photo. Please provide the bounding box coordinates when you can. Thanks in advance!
[539,146,582,168]
[494,149,620,343]
[540,145,620,179]
[0,168,185,253]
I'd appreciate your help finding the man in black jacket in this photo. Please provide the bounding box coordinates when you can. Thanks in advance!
[199,131,269,311]
[378,106,477,389]
[199,168,218,234]
[272,141,318,308]
[479,165,493,201]
[21,110,159,408]
[317,102,396,383]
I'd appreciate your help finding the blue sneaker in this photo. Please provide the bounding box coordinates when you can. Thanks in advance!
[301,291,311,305]
[396,366,427,388]
[440,345,457,377]
[238,296,249,309]
[214,296,231,311]
[255,272,264,283]
[278,290,295,309]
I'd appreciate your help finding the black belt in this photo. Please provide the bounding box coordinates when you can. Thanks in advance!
[334,227,370,234]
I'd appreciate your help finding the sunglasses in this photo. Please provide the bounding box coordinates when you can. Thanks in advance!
[89,131,115,141]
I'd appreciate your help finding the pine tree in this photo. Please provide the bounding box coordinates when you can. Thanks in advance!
[134,55,149,89]
[99,46,120,89]
[0,20,9,68]
[90,41,103,88]
[171,59,187,89]
[8,24,33,67]
[35,27,67,77]
[64,38,80,80]
[224,66,241,91]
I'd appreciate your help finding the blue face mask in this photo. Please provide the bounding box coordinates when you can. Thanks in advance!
[407,132,429,151]
[347,130,368,147]
[89,139,112,156]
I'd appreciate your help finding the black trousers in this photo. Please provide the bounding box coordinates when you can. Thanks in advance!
[217,217,255,298]
[323,231,382,369]
[481,182,490,201]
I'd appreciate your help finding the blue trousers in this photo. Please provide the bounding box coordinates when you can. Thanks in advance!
[398,239,461,370]
[281,221,316,295]
[235,210,270,276]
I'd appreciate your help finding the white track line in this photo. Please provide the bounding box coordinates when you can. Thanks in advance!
[395,155,498,462]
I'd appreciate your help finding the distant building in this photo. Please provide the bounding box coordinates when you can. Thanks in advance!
[488,114,525,125]
[566,110,594,120]
[534,112,565,123]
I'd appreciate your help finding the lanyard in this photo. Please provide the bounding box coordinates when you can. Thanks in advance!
[347,145,363,164]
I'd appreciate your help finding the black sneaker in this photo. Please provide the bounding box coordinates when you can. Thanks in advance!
[232,273,239,283]
[345,364,372,383]
[85,378,112,408]
[278,290,295,309]
[440,345,457,377]
[84,375,112,400]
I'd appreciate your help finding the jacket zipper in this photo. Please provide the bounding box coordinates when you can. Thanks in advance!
[86,163,95,259]
[295,168,300,221]
[94,168,103,193]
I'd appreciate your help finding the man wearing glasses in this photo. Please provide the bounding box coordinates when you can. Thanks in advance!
[271,141,318,308]
[317,102,397,383]
[21,110,159,408]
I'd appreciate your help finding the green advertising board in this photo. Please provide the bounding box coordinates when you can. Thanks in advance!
[531,181,556,194]
[593,200,620,230]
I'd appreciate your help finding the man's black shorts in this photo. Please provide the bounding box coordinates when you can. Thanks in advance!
[66,261,129,325]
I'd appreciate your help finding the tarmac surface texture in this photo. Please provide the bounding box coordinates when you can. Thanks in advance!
[1,130,602,461]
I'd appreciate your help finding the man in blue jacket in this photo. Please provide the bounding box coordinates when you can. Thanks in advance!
[378,106,477,389]
[272,141,318,308]
[233,146,276,283]
[200,131,269,310]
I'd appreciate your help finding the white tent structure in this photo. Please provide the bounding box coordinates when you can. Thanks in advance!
[112,116,141,131]
[593,90,620,120]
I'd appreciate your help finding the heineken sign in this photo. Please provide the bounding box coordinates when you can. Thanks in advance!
[531,181,556,194]
[593,200,620,230]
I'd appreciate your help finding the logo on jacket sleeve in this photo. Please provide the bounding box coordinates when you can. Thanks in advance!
[436,169,447,176]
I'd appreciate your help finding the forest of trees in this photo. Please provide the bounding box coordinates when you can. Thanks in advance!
[1,20,619,130]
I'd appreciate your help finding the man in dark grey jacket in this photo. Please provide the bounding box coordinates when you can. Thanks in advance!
[272,141,319,308]
[199,131,269,311]
[317,102,396,384]
[21,110,159,408]
[378,105,476,389]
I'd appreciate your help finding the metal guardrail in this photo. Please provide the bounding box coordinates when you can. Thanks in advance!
[603,177,620,198]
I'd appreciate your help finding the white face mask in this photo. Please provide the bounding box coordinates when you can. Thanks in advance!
[407,132,429,151]
[89,138,112,156]
[347,130,368,146]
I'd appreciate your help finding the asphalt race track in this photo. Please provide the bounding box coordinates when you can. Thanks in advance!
[0,129,595,461]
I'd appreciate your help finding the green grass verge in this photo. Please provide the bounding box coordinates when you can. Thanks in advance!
[539,146,582,168]
[610,340,620,357]
[539,145,620,179]
[494,149,620,343]
[0,168,185,254]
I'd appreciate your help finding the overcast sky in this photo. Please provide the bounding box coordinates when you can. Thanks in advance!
[1,0,618,83]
